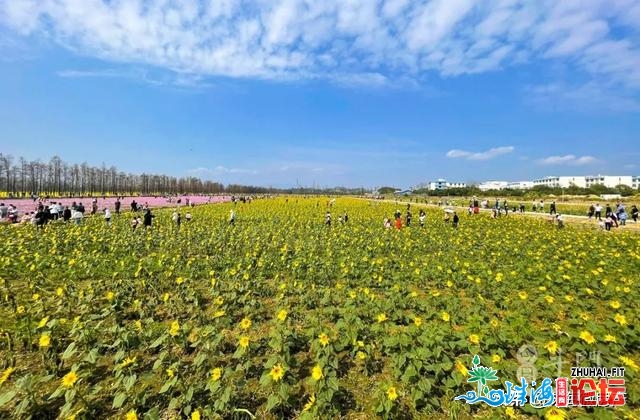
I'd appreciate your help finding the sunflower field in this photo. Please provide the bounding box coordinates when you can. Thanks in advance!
[0,197,638,419]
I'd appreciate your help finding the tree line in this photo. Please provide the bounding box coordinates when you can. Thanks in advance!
[0,153,234,196]
[0,153,372,197]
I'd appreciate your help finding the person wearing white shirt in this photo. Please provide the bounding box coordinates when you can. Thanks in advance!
[72,209,83,225]
[595,204,603,221]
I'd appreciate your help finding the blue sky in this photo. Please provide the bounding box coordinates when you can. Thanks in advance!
[1,1,639,188]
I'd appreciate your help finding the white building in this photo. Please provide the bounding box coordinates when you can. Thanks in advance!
[424,179,467,191]
[532,175,637,189]
[585,175,634,189]
[478,181,509,191]
[506,181,534,190]
[447,182,467,189]
[532,176,587,188]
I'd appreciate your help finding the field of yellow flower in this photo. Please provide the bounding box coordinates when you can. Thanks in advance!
[0,197,638,419]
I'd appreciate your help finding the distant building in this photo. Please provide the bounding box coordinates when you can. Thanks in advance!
[633,176,640,189]
[532,175,636,189]
[585,175,634,189]
[532,176,587,188]
[478,181,509,191]
[447,182,467,189]
[423,178,467,191]
[506,181,534,190]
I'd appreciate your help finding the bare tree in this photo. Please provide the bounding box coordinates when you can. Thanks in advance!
[0,153,13,194]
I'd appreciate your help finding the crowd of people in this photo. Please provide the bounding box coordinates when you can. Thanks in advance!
[378,204,459,230]
[0,198,185,230]
[588,202,638,231]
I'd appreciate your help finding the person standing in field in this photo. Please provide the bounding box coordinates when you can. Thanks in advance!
[452,212,459,228]
[49,203,59,220]
[550,201,556,215]
[35,207,48,227]
[63,206,71,222]
[72,208,83,225]
[172,211,181,229]
[595,203,602,221]
[143,208,154,229]
[619,210,627,226]
[325,211,331,227]
[115,198,121,215]
[384,217,392,229]
[131,216,139,231]
[229,209,236,226]
[631,205,639,223]
[395,216,402,230]
[588,204,595,219]
[406,210,412,227]
[104,208,112,226]
[419,209,426,227]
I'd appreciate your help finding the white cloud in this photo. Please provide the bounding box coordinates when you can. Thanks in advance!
[446,146,514,161]
[536,155,597,166]
[0,0,639,90]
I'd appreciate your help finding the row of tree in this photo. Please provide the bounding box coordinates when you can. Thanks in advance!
[0,153,374,197]
[0,154,232,196]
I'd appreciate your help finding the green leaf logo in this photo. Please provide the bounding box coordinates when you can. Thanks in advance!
[466,355,500,397]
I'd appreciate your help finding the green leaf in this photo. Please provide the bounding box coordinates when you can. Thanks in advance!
[159,377,177,394]
[259,373,272,387]
[192,352,206,367]
[266,394,279,411]
[149,334,167,349]
[112,392,127,409]
[48,387,64,400]
[123,374,137,392]
[0,390,17,407]
[144,407,160,420]
[62,342,77,360]
[473,355,480,366]
[84,348,99,364]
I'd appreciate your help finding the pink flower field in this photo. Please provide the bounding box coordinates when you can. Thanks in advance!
[2,195,230,214]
